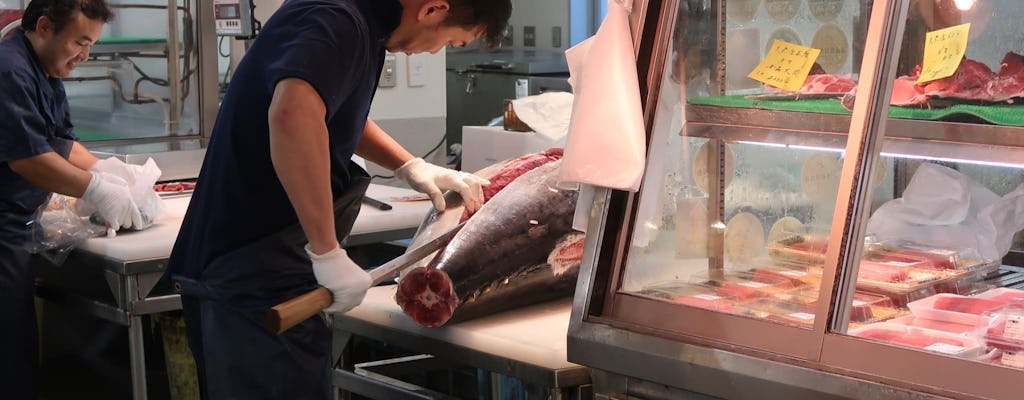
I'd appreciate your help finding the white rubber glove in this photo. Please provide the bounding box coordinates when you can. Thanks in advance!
[394,158,490,213]
[81,172,145,231]
[305,244,372,314]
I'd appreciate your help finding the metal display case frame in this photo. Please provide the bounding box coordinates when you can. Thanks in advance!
[568,1,1024,399]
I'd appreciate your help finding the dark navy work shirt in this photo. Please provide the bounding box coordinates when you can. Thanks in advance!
[168,0,401,278]
[0,29,77,233]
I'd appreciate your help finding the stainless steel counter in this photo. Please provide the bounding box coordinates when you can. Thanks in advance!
[34,184,433,400]
[332,285,591,399]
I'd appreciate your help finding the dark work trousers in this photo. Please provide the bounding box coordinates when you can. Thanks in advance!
[176,171,369,400]
[0,217,37,400]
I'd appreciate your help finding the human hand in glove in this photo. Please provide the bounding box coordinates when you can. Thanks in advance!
[395,158,490,213]
[305,244,372,314]
[81,172,145,230]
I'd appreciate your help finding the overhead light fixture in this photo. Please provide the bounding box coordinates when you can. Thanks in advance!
[953,0,976,11]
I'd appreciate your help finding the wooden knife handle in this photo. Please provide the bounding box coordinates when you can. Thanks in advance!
[264,287,332,334]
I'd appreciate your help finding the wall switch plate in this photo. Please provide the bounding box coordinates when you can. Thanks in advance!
[523,25,535,47]
[379,54,397,88]
[552,26,562,48]
[406,53,427,87]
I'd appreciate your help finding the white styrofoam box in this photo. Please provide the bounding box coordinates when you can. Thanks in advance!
[461,126,562,173]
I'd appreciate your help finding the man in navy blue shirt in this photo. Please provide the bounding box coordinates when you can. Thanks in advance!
[167,0,511,397]
[0,0,146,397]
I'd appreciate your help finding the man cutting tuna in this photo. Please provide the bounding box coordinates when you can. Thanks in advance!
[166,0,511,398]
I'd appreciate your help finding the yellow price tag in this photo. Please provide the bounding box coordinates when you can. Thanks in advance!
[748,39,822,91]
[917,23,971,84]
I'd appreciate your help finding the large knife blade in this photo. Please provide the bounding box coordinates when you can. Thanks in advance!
[263,221,465,334]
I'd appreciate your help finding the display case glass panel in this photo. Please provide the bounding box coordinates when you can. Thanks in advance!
[618,0,881,330]
[65,0,203,141]
[829,0,1024,374]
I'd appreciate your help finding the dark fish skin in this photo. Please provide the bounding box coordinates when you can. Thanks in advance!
[396,160,578,326]
[435,159,578,299]
[446,262,579,323]
[399,149,563,279]
[447,232,585,324]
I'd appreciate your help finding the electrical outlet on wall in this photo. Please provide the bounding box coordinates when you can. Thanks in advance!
[407,53,426,87]
[379,54,397,88]
[523,25,535,47]
[552,26,562,48]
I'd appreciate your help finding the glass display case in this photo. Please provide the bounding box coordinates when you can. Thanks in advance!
[569,0,1024,399]
[72,0,219,144]
[1,0,220,149]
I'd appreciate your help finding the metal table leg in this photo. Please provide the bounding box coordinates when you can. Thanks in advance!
[126,277,148,400]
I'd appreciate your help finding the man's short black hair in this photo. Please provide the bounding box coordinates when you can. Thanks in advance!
[444,0,512,48]
[22,0,114,33]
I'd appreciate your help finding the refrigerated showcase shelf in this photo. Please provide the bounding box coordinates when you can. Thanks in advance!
[688,96,1024,127]
[685,103,1024,167]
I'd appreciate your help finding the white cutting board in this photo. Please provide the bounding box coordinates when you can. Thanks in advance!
[76,196,190,262]
[344,285,579,370]
[77,184,433,263]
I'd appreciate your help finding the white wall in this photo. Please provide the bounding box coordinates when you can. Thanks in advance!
[369,52,447,120]
[507,0,572,51]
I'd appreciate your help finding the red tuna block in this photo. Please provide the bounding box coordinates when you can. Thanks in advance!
[932,296,1005,315]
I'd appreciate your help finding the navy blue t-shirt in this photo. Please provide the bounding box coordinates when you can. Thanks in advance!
[168,0,401,278]
[0,29,77,230]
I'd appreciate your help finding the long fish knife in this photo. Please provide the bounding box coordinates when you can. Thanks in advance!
[264,221,466,334]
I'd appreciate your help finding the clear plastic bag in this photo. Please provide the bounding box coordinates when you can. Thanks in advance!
[25,194,104,265]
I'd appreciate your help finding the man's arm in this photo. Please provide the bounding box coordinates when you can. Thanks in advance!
[268,78,337,255]
[67,141,100,170]
[8,152,92,197]
[354,118,415,171]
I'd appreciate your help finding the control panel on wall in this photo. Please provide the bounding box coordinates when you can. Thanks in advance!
[214,0,256,38]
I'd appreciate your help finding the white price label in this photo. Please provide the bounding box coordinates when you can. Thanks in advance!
[693,294,723,301]
[788,312,815,320]
[853,300,868,307]
[1003,315,1024,340]
[924,342,966,355]
[780,270,807,277]
[739,281,771,288]
[1001,350,1024,368]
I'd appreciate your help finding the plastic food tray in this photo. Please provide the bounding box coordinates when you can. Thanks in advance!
[849,322,984,358]
[638,281,748,315]
[907,294,1005,326]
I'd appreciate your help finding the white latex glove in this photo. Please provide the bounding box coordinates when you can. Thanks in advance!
[394,158,490,213]
[81,172,145,231]
[305,244,372,314]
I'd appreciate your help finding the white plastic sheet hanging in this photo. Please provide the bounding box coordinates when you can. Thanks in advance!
[866,163,1024,261]
[558,0,646,193]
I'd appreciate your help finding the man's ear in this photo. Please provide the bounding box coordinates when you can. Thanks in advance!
[418,0,450,24]
[35,16,54,36]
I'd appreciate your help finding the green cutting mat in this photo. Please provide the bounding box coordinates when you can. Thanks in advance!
[689,95,1024,127]
[96,37,166,44]
[689,95,851,115]
[74,129,120,141]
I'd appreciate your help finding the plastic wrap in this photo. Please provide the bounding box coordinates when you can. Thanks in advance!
[26,195,104,265]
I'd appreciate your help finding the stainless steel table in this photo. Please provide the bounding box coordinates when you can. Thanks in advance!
[331,285,592,400]
[34,184,433,400]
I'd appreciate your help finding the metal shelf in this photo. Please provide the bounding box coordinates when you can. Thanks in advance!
[686,104,1024,167]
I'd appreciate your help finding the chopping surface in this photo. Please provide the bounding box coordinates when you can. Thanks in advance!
[76,184,433,262]
[341,285,579,371]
